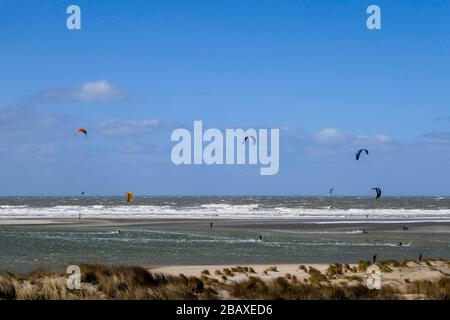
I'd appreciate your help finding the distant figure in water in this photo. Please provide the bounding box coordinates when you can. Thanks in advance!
[366,214,369,218]
[398,242,402,246]
[117,230,121,234]
[210,222,213,228]
[372,254,377,264]
[363,229,367,234]
[259,235,263,241]
[419,253,422,262]
[78,213,81,220]
[403,225,409,231]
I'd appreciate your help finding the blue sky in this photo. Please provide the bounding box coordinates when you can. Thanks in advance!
[0,0,450,195]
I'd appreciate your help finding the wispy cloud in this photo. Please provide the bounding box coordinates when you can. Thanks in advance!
[0,105,61,134]
[314,128,346,144]
[434,116,450,122]
[35,80,131,102]
[422,131,450,143]
[312,128,394,146]
[98,119,163,136]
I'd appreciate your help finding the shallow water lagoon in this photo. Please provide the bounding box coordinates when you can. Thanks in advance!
[0,222,449,273]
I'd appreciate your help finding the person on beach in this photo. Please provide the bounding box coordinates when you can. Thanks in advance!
[372,254,377,264]
[419,253,422,262]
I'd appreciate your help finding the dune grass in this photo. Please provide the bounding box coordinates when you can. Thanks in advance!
[406,278,450,300]
[225,276,399,300]
[0,260,449,300]
[0,264,217,300]
[307,267,329,285]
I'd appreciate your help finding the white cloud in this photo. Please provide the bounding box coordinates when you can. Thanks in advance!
[315,128,346,143]
[354,133,393,145]
[283,126,394,150]
[36,80,130,102]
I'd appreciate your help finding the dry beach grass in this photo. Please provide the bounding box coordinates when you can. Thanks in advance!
[0,260,449,300]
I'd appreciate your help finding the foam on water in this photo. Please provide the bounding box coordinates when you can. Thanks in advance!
[1,202,450,221]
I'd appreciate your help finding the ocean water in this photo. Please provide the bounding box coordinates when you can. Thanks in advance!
[0,197,449,273]
[1,196,450,220]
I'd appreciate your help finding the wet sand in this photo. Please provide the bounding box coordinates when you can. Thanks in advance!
[1,217,450,233]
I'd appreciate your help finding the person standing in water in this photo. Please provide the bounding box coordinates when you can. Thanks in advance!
[210,222,213,228]
[419,253,422,262]
[372,254,377,264]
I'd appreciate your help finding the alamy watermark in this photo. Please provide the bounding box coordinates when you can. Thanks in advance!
[366,4,381,30]
[171,121,279,175]
[366,265,382,289]
[65,4,380,31]
[66,5,81,30]
[66,265,81,290]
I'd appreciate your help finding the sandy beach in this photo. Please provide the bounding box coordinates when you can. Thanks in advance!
[152,260,450,287]
[2,217,450,233]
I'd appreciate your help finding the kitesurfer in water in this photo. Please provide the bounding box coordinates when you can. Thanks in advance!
[372,187,382,199]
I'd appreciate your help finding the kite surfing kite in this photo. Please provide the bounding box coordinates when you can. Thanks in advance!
[356,148,369,160]
[75,128,87,136]
[372,187,382,199]
[126,192,133,203]
[329,188,334,196]
[244,136,256,144]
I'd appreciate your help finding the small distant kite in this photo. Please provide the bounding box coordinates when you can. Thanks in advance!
[244,136,256,144]
[75,128,87,136]
[81,191,85,195]
[372,187,382,199]
[329,188,334,196]
[356,149,369,160]
[126,192,133,203]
